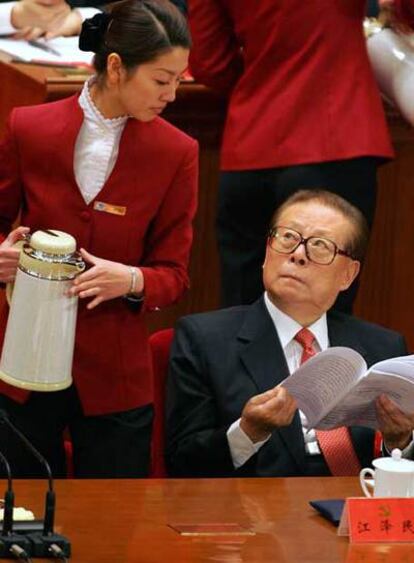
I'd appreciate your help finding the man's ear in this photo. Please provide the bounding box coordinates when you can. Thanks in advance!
[339,260,361,291]
[263,245,270,268]
[106,53,124,85]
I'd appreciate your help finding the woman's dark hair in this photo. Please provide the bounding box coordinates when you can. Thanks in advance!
[79,0,191,74]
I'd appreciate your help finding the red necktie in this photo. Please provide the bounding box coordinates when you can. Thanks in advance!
[294,328,361,476]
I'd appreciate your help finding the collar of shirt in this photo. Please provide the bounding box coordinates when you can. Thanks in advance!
[78,77,128,132]
[74,78,129,204]
[263,291,329,357]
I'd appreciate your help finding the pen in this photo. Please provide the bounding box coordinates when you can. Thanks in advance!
[28,40,61,58]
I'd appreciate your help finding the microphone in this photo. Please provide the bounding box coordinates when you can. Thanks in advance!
[0,410,71,559]
[0,450,32,558]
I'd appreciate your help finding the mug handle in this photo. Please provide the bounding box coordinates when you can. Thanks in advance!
[360,467,375,498]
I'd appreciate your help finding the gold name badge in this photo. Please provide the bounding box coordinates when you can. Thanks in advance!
[93,201,127,216]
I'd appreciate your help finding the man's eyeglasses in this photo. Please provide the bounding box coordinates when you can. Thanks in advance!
[268,226,355,265]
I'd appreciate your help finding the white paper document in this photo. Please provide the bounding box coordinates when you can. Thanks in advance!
[281,347,414,430]
[0,36,93,66]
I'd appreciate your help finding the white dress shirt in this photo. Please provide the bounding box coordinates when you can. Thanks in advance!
[74,78,128,204]
[227,292,329,468]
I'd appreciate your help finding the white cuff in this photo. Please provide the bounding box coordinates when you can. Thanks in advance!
[226,418,270,469]
[76,7,100,22]
[0,2,16,35]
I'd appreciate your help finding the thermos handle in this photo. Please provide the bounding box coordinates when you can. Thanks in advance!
[5,284,13,306]
[62,251,86,273]
[6,233,31,305]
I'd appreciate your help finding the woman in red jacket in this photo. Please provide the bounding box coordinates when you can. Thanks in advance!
[189,0,413,312]
[0,0,198,478]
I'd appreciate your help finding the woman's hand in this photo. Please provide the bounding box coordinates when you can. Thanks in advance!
[378,0,413,33]
[0,226,30,283]
[69,248,143,310]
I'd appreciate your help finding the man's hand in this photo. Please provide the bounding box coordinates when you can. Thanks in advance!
[69,248,144,310]
[43,9,82,39]
[11,0,70,37]
[376,394,414,451]
[240,387,297,443]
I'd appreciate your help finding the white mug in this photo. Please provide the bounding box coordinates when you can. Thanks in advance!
[360,449,414,498]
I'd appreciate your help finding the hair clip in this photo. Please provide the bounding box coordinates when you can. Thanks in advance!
[79,12,112,53]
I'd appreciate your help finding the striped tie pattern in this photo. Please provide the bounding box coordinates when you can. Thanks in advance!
[294,327,361,476]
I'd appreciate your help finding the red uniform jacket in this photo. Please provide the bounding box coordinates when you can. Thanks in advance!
[188,0,413,171]
[0,94,198,415]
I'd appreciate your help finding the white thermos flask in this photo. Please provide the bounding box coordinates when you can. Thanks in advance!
[0,229,85,391]
[365,17,414,125]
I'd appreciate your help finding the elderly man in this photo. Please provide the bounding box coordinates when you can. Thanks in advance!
[166,190,414,477]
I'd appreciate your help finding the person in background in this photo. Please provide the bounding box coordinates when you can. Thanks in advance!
[166,190,414,478]
[0,0,198,478]
[0,0,186,39]
[188,0,414,313]
[0,0,96,38]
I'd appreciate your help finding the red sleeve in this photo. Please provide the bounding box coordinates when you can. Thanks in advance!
[0,110,24,244]
[188,0,243,94]
[392,0,414,28]
[139,139,199,310]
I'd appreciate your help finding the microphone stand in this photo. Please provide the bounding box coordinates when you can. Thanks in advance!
[0,412,71,559]
[0,451,31,559]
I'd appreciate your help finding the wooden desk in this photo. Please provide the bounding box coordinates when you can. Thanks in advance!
[4,477,413,562]
[1,62,414,347]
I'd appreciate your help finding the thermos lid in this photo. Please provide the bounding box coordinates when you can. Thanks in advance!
[17,229,84,281]
[30,230,76,255]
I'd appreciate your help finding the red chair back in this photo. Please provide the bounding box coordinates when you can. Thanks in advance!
[149,328,174,477]
[64,436,74,478]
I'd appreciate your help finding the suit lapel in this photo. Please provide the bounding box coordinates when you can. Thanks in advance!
[55,95,85,188]
[239,300,290,392]
[238,298,306,469]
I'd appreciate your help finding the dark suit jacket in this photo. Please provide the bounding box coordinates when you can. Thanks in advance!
[166,297,408,477]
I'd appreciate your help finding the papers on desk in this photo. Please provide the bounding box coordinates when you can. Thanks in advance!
[0,36,93,67]
[281,347,414,430]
